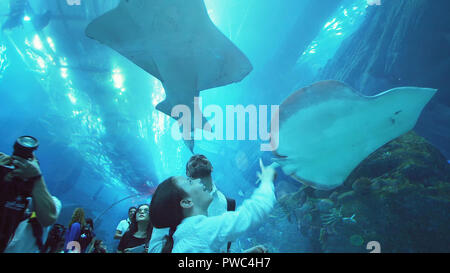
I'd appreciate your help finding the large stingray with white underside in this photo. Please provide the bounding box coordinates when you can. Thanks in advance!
[273,80,437,190]
[85,0,252,133]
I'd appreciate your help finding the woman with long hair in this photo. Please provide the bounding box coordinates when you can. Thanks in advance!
[64,208,85,252]
[117,204,153,253]
[150,159,276,253]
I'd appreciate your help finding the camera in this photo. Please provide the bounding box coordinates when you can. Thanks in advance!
[0,136,39,252]
[0,136,39,178]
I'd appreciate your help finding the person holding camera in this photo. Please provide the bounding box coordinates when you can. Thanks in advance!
[0,136,61,253]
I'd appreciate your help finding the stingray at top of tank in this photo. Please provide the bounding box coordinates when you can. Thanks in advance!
[84,0,253,152]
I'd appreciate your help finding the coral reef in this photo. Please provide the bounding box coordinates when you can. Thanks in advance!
[277,131,450,252]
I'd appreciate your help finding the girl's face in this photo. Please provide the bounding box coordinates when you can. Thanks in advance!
[175,176,213,209]
[135,205,150,222]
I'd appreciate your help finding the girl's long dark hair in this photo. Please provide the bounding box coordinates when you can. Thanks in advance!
[150,177,187,253]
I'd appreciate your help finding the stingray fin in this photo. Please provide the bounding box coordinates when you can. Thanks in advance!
[155,99,173,118]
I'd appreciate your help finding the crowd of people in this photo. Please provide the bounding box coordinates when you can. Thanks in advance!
[0,137,277,253]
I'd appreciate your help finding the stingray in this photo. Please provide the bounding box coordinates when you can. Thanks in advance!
[85,0,253,140]
[272,80,437,190]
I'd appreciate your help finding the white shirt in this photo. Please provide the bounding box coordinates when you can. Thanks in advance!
[172,179,275,253]
[5,196,62,253]
[116,218,131,235]
[148,183,233,253]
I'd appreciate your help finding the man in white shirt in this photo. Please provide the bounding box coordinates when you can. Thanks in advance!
[114,206,136,240]
[148,154,266,253]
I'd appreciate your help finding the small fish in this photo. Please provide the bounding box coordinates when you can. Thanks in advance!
[342,214,357,224]
[238,190,245,197]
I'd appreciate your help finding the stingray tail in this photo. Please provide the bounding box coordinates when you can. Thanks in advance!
[156,99,213,153]
[184,139,195,153]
